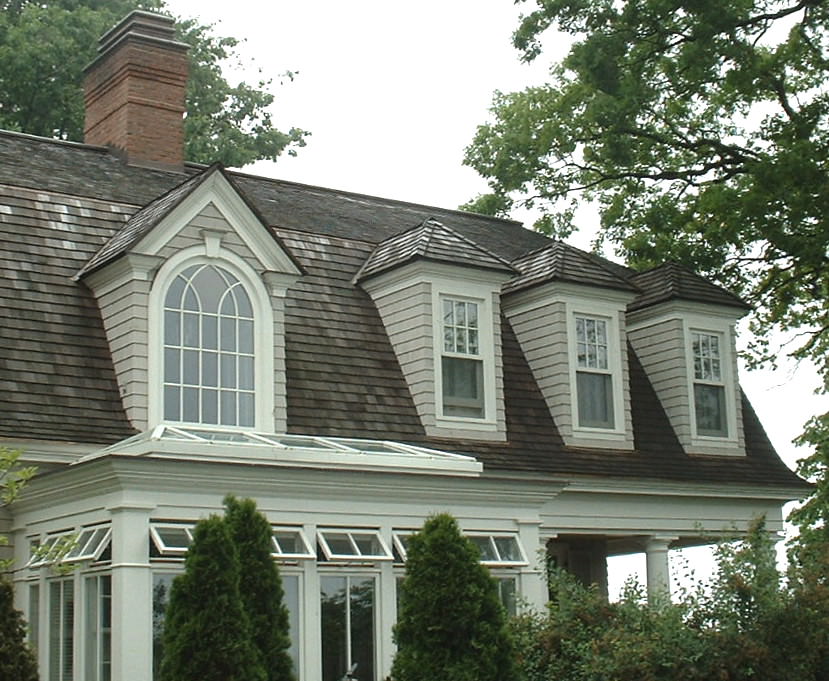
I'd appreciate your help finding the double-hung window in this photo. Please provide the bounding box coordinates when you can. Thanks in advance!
[691,331,728,437]
[441,298,485,418]
[575,315,614,429]
[163,263,255,427]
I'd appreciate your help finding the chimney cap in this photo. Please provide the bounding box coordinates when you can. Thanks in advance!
[91,10,189,65]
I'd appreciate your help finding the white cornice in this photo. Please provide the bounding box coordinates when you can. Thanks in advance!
[83,252,162,295]
[627,299,746,331]
[360,260,512,298]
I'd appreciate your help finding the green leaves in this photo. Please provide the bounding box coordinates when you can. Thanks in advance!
[0,1,307,166]
[465,1,829,549]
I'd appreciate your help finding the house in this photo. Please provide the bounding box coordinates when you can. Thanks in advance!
[0,10,806,681]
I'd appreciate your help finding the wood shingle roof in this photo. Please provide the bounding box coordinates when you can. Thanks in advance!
[0,130,804,489]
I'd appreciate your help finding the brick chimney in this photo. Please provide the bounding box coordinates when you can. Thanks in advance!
[83,11,189,170]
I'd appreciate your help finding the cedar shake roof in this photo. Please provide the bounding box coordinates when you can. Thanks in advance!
[354,218,516,283]
[0,130,804,489]
[504,241,640,295]
[77,163,214,278]
[628,262,751,312]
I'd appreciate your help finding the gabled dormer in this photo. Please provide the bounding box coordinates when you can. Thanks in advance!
[355,219,516,441]
[501,243,640,450]
[626,263,751,456]
[76,164,302,433]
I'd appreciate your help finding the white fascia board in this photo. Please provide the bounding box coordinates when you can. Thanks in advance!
[503,281,637,317]
[134,171,301,277]
[81,252,163,293]
[0,438,100,465]
[626,299,747,331]
[360,260,512,298]
[562,475,805,501]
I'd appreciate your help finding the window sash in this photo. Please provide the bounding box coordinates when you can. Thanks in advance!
[271,527,315,559]
[317,529,393,562]
[441,356,484,418]
[576,371,615,429]
[694,383,728,437]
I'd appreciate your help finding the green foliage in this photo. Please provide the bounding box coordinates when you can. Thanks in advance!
[160,514,266,681]
[223,495,294,681]
[0,577,39,681]
[391,513,517,681]
[464,0,829,558]
[0,447,36,574]
[0,1,307,166]
[515,521,829,681]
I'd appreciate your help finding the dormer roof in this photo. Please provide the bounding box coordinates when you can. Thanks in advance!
[627,262,751,313]
[354,217,516,284]
[75,163,303,279]
[503,241,640,295]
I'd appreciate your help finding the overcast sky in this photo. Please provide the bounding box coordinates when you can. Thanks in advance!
[163,0,825,587]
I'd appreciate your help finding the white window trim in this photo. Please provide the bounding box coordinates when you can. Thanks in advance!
[147,244,275,431]
[432,283,498,430]
[685,321,739,445]
[271,526,315,560]
[566,304,626,438]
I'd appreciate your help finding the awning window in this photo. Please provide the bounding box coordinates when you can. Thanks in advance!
[317,529,393,562]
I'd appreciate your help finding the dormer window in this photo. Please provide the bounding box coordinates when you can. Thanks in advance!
[441,298,484,418]
[691,331,727,437]
[161,262,256,428]
[575,315,614,429]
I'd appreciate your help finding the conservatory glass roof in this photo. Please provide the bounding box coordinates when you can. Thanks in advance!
[74,425,482,476]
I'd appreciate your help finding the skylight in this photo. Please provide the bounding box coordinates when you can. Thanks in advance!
[76,425,482,476]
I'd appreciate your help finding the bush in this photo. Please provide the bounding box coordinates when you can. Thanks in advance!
[160,515,266,681]
[391,513,517,681]
[0,577,38,681]
[224,495,294,681]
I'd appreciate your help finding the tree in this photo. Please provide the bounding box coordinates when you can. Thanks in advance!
[223,495,294,681]
[0,448,38,681]
[0,578,38,681]
[464,0,829,549]
[391,513,517,681]
[0,1,307,166]
[160,514,266,681]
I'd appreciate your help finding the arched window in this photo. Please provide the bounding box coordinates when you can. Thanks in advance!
[162,263,255,426]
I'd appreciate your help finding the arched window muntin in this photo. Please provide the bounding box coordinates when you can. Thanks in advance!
[163,263,255,427]
[148,247,274,431]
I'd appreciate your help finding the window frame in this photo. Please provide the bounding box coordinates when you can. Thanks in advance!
[147,246,274,431]
[567,306,626,437]
[432,286,497,428]
[687,325,738,442]
[317,528,393,562]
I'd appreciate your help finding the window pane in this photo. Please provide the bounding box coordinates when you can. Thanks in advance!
[577,371,614,428]
[202,315,218,350]
[164,310,180,346]
[164,275,186,308]
[283,575,300,677]
[194,265,226,313]
[164,348,180,383]
[350,577,375,681]
[163,386,180,421]
[239,356,254,391]
[182,350,199,385]
[470,536,497,561]
[494,536,521,562]
[220,317,236,352]
[182,387,199,423]
[235,284,253,318]
[220,391,237,426]
[497,578,517,616]
[323,533,354,556]
[202,352,218,388]
[694,383,728,436]
[238,393,255,427]
[320,577,348,681]
[202,389,219,424]
[152,574,176,681]
[182,312,199,348]
[29,584,39,648]
[442,356,484,418]
[239,319,254,354]
[220,354,237,388]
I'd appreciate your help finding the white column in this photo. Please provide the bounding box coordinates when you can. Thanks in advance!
[110,504,154,681]
[518,520,546,612]
[644,536,675,602]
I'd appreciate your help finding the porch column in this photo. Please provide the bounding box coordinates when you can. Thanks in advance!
[644,536,675,602]
[110,504,154,681]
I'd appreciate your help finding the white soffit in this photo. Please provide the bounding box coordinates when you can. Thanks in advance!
[74,425,482,476]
